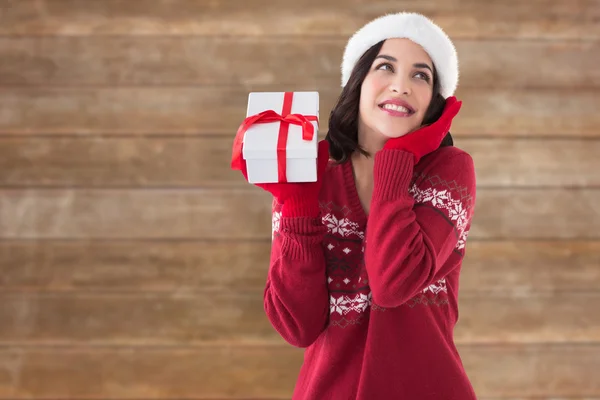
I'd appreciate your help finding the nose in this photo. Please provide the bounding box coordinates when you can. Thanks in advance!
[389,76,411,95]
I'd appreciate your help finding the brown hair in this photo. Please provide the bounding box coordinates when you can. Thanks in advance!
[325,40,453,163]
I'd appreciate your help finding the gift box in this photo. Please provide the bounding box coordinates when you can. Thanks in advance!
[231,91,319,184]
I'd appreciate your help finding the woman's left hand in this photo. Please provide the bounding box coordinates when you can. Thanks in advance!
[381,96,462,164]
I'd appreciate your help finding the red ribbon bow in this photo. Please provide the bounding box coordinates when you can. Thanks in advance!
[231,92,319,182]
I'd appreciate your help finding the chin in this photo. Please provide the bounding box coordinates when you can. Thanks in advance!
[376,123,412,139]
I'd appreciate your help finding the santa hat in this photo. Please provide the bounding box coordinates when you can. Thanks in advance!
[341,12,459,98]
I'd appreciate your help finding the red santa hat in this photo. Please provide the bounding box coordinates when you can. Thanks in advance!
[341,12,459,98]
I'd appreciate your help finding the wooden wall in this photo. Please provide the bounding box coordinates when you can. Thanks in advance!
[0,0,599,398]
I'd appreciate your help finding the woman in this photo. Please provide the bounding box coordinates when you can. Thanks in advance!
[237,12,477,400]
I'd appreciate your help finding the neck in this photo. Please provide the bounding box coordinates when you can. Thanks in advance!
[357,121,387,157]
[351,149,374,171]
[351,149,374,190]
[351,123,383,185]
[350,149,374,215]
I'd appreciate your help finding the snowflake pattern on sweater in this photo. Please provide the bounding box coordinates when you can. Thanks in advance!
[409,171,474,251]
[271,166,473,325]
[264,150,478,400]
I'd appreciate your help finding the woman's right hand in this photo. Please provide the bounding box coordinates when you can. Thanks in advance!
[238,140,330,218]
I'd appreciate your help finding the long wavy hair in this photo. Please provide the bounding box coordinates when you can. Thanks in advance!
[325,40,453,163]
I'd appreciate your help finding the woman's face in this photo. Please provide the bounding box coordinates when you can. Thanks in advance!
[358,38,434,142]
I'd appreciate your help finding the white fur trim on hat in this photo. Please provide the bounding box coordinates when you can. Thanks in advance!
[341,12,459,98]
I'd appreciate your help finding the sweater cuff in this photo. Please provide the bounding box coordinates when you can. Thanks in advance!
[279,216,327,261]
[281,196,320,218]
[372,149,414,200]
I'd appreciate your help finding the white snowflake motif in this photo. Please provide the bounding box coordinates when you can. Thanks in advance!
[354,293,372,312]
[457,229,470,250]
[271,210,281,239]
[422,278,448,294]
[409,184,425,202]
[330,295,349,315]
[448,201,467,229]
[409,184,469,251]
[329,293,372,315]
[423,189,450,207]
[324,214,350,235]
[322,213,364,239]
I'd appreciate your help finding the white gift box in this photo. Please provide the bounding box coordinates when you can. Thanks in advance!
[241,91,319,184]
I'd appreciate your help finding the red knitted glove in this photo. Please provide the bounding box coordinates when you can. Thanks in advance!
[382,96,462,164]
[239,140,330,218]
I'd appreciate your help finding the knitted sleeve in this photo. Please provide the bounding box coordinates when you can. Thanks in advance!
[364,148,476,308]
[263,198,330,347]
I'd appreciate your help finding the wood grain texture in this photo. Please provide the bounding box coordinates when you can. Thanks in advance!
[1,189,599,240]
[461,241,600,295]
[0,1,597,399]
[0,240,271,292]
[1,137,598,188]
[461,138,600,188]
[0,87,598,136]
[0,345,598,398]
[471,188,600,239]
[1,0,597,39]
[0,136,240,188]
[0,189,274,240]
[1,240,599,294]
[1,37,598,88]
[0,292,598,345]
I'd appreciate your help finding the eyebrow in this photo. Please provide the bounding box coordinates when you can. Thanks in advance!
[375,55,433,72]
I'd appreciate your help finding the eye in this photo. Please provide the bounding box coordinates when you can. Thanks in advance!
[415,71,431,82]
[376,62,394,72]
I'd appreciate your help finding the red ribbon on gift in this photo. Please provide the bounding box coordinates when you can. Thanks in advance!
[231,92,318,183]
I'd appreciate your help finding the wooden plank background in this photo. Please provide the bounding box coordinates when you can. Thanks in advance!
[0,0,598,398]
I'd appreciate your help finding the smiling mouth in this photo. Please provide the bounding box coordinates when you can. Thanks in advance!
[379,103,415,115]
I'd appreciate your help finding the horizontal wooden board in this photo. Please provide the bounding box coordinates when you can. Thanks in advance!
[461,138,600,188]
[0,345,598,398]
[461,241,600,295]
[0,292,277,345]
[1,240,599,294]
[1,0,597,39]
[0,292,598,345]
[0,188,598,240]
[0,87,598,136]
[1,137,598,188]
[1,37,598,88]
[0,240,271,292]
[0,136,241,188]
[0,189,274,240]
[471,188,600,239]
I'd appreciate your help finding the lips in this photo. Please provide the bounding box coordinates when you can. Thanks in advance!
[378,99,415,116]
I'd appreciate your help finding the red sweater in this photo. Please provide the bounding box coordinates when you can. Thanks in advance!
[265,146,478,399]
